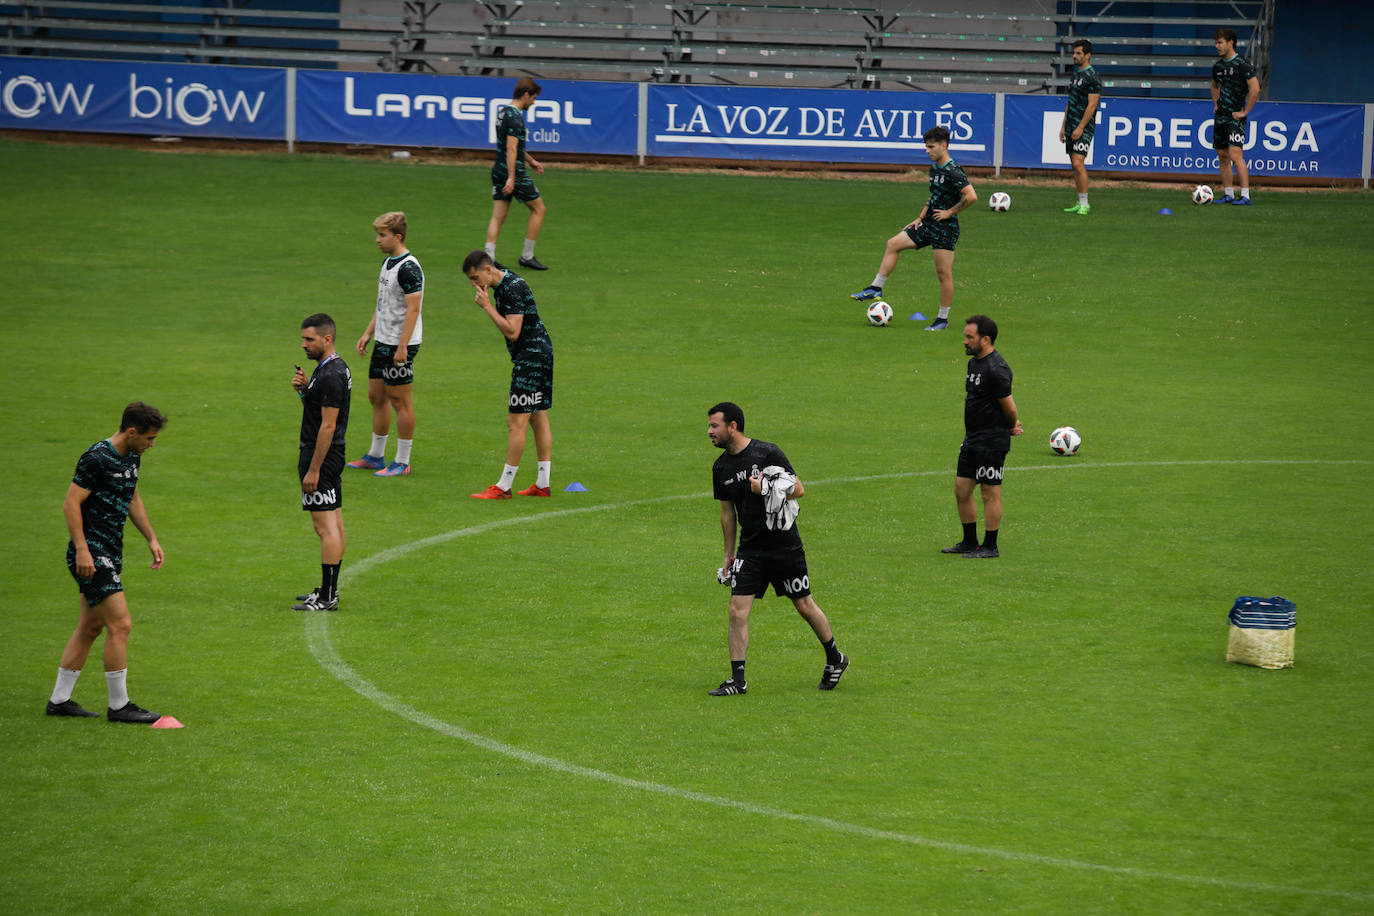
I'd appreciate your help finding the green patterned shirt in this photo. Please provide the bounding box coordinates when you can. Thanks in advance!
[1065,65,1102,139]
[1212,55,1256,120]
[70,439,140,559]
[926,159,971,222]
[492,104,528,180]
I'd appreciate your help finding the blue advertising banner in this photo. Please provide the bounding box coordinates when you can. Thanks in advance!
[1002,94,1365,179]
[0,56,285,139]
[295,71,637,154]
[645,85,995,166]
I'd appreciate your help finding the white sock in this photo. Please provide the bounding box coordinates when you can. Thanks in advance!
[1225,186,1234,198]
[484,242,496,258]
[536,461,551,488]
[937,306,951,320]
[370,433,388,458]
[50,667,80,704]
[395,438,413,465]
[871,274,887,289]
[522,238,536,259]
[1241,188,1251,199]
[498,464,518,491]
[106,669,129,710]
[1078,193,1089,207]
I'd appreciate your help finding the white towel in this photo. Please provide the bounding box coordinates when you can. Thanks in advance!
[759,465,799,531]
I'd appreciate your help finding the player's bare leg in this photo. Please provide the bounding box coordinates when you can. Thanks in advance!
[1230,148,1251,198]
[530,410,552,462]
[927,248,955,329]
[1072,155,1090,195]
[312,509,345,565]
[879,230,918,278]
[727,594,753,661]
[59,594,108,671]
[795,594,849,689]
[524,198,546,241]
[367,377,390,437]
[387,384,414,441]
[966,483,1003,558]
[954,476,977,525]
[486,199,512,249]
[981,483,1003,532]
[792,594,833,643]
[506,412,531,466]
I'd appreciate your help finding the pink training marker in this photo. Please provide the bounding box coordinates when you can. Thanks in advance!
[150,716,184,729]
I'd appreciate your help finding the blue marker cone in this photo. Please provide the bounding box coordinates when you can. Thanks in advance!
[908,312,927,321]
[564,481,589,492]
[1157,208,1174,215]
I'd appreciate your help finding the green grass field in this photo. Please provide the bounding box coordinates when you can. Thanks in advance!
[2,135,1372,914]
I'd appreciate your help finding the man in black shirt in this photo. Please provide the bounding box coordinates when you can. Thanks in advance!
[941,315,1022,559]
[291,313,351,610]
[707,402,848,695]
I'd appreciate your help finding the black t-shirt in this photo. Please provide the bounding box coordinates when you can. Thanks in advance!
[300,355,351,450]
[963,349,1014,447]
[712,438,803,556]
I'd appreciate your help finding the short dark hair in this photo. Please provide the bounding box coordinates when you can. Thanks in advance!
[964,314,998,345]
[302,313,336,337]
[708,401,745,433]
[1214,28,1238,46]
[922,125,951,145]
[120,401,167,433]
[462,249,493,273]
[513,77,542,99]
[1072,39,1092,54]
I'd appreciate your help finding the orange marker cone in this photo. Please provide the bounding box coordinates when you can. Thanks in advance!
[150,715,184,729]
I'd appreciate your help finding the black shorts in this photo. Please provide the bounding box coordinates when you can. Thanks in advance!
[67,546,123,605]
[1065,134,1092,158]
[369,342,420,386]
[1213,116,1247,150]
[492,168,541,203]
[904,219,959,252]
[957,441,1009,485]
[509,353,553,413]
[299,446,345,511]
[729,550,812,600]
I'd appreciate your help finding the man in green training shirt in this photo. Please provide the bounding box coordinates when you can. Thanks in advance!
[1060,39,1101,215]
[850,125,978,331]
[484,76,550,270]
[1211,28,1260,205]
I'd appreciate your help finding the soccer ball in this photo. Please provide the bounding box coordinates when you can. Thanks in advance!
[1049,426,1082,456]
[988,191,1012,212]
[866,300,893,326]
[1192,185,1214,205]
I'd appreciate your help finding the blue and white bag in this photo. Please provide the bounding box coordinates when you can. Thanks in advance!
[1226,596,1296,669]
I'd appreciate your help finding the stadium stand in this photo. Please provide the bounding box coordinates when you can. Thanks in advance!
[1,1,1274,97]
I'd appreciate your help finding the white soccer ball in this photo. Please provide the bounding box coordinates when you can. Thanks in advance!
[1192,185,1214,205]
[866,300,893,326]
[988,191,1012,212]
[1049,426,1082,456]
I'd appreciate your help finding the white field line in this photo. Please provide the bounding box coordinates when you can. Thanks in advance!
[307,459,1373,902]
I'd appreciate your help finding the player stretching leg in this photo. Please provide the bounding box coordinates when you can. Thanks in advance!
[850,126,976,330]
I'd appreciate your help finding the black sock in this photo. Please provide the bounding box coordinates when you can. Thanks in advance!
[962,521,978,546]
[321,563,341,601]
[731,660,746,683]
[822,637,843,666]
[983,529,999,550]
